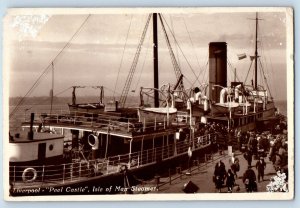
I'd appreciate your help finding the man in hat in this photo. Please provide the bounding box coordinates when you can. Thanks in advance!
[243,165,257,192]
[255,157,266,182]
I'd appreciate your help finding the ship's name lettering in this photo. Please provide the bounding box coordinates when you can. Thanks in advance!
[66,186,88,193]
[48,187,63,193]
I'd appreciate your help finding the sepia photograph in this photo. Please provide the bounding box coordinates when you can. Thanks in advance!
[3,7,294,201]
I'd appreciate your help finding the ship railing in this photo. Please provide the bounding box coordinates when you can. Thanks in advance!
[22,112,186,134]
[105,133,214,168]
[22,110,141,133]
[10,134,215,188]
[9,159,111,187]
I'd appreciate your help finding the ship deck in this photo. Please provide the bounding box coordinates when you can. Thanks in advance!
[21,110,190,139]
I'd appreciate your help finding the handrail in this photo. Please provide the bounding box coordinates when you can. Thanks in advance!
[10,133,215,188]
[21,109,192,134]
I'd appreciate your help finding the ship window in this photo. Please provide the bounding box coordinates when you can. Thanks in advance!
[49,144,54,151]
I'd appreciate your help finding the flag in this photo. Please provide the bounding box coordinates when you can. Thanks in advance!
[237,53,247,60]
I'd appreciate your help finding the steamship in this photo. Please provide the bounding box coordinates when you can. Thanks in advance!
[9,12,280,196]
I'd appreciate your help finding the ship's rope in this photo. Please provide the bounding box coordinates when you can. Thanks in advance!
[133,27,152,93]
[244,60,254,85]
[191,60,209,88]
[159,15,184,91]
[227,58,242,83]
[160,15,201,87]
[258,28,277,102]
[170,15,181,69]
[11,86,73,118]
[200,56,209,88]
[119,14,152,108]
[9,14,91,118]
[113,15,133,100]
[259,59,274,101]
[182,16,205,87]
[259,60,264,87]
[50,62,54,115]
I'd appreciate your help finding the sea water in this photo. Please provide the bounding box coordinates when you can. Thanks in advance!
[8,97,287,132]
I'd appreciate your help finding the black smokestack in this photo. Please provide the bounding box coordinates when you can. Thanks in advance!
[209,42,227,103]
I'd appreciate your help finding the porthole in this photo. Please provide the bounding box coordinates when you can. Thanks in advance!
[49,144,54,151]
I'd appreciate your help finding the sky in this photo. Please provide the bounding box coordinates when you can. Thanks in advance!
[4,9,289,101]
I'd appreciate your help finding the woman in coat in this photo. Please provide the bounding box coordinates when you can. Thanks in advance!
[226,169,235,192]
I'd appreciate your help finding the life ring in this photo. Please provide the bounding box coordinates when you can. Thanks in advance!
[22,168,37,183]
[88,134,99,150]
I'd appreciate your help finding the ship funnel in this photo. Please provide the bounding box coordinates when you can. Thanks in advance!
[208,42,227,103]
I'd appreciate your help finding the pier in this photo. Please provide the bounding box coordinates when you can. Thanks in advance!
[133,150,280,193]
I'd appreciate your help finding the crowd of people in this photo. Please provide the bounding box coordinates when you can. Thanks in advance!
[213,156,266,193]
[212,122,288,193]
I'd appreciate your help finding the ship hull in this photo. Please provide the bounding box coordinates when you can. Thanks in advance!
[10,143,213,196]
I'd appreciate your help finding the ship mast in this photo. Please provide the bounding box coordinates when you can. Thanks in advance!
[254,12,258,90]
[153,13,159,107]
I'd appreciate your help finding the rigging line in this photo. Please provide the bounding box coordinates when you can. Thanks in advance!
[170,15,181,68]
[182,17,203,74]
[252,61,255,85]
[183,75,193,86]
[259,33,276,98]
[160,15,201,86]
[227,58,241,82]
[16,86,73,115]
[53,86,73,97]
[50,62,54,115]
[191,60,208,87]
[134,29,151,92]
[200,52,209,85]
[9,14,91,118]
[259,59,263,87]
[244,59,254,84]
[119,14,152,107]
[158,15,182,85]
[259,59,274,101]
[113,15,133,100]
[30,86,73,108]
